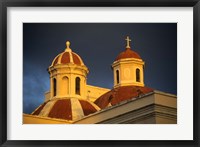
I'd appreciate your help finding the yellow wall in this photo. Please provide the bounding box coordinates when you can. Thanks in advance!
[44,91,50,102]
[23,114,72,124]
[45,84,110,102]
[112,58,145,88]
[86,85,110,102]
[48,64,88,100]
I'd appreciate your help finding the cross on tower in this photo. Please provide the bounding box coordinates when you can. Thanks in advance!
[125,36,131,48]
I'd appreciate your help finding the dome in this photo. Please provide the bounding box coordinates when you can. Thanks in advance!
[32,98,100,121]
[94,86,153,109]
[51,41,85,66]
[115,36,142,61]
[115,48,141,61]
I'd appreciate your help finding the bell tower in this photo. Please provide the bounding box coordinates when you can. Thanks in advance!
[112,36,145,88]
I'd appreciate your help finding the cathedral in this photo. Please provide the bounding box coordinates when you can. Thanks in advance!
[23,36,177,124]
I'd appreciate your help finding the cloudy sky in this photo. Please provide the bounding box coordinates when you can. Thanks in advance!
[23,23,177,114]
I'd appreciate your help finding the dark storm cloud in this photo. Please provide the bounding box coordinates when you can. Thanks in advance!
[23,61,49,113]
[23,23,177,114]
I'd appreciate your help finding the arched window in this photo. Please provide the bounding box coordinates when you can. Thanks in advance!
[62,76,69,95]
[53,78,57,96]
[116,70,119,84]
[75,77,80,95]
[136,68,140,82]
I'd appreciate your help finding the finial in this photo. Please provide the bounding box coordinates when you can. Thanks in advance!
[65,41,72,52]
[66,41,70,49]
[125,36,131,48]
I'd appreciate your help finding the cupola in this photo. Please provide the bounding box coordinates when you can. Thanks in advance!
[94,36,152,109]
[48,41,89,100]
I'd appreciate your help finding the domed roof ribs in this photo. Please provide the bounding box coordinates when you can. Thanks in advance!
[31,98,100,121]
[70,98,85,120]
[32,101,48,115]
[61,52,70,64]
[51,41,85,66]
[48,99,72,120]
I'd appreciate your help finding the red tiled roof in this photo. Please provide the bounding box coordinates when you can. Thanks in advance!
[72,52,81,65]
[32,98,99,120]
[61,52,70,64]
[48,99,72,120]
[79,100,97,116]
[32,101,48,115]
[52,51,83,66]
[94,86,153,109]
[53,55,59,66]
[115,48,141,61]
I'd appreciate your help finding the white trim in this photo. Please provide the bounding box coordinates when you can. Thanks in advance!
[39,100,57,117]
[70,98,85,120]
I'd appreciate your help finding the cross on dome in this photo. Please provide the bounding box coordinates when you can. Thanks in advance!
[125,36,131,48]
